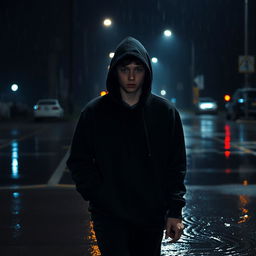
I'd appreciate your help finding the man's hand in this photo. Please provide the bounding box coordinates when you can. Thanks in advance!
[164,217,184,243]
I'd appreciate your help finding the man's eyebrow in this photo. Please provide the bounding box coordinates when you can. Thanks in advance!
[119,64,144,67]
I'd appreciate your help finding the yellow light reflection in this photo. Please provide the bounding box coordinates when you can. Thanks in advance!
[238,195,251,224]
[243,180,248,186]
[86,221,101,256]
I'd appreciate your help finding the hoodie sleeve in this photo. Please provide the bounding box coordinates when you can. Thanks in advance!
[165,108,187,219]
[66,107,101,201]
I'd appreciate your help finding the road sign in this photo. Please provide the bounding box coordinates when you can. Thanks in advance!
[239,56,255,73]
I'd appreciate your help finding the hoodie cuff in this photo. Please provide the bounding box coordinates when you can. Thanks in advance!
[166,208,183,220]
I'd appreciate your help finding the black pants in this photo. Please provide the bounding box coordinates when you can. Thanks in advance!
[91,213,164,256]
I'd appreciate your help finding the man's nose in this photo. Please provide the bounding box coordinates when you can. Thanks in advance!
[128,71,135,80]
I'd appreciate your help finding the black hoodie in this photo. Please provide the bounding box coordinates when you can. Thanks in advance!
[67,37,186,226]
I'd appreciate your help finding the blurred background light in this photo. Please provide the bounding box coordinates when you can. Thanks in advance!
[103,18,112,27]
[151,57,158,63]
[109,52,115,58]
[164,29,172,37]
[11,84,18,92]
[161,90,166,96]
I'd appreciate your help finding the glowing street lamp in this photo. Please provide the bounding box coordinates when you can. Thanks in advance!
[11,84,18,92]
[151,57,158,63]
[161,90,166,96]
[224,94,231,102]
[163,29,172,37]
[100,90,108,96]
[109,52,115,59]
[103,18,112,27]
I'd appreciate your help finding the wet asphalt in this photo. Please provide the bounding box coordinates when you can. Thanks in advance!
[0,113,256,256]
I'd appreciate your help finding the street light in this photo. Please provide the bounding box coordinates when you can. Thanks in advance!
[151,57,158,63]
[103,18,112,27]
[109,52,115,58]
[11,84,18,92]
[100,90,108,96]
[163,29,195,107]
[161,90,166,96]
[163,29,172,37]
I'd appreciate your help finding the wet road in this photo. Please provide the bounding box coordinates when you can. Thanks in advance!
[0,114,256,256]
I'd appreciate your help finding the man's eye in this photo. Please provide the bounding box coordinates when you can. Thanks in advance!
[120,68,128,72]
[135,67,144,72]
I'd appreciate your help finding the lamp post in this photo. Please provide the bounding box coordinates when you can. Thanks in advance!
[163,29,196,108]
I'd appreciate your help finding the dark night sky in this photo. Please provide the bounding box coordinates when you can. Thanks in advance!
[0,0,255,109]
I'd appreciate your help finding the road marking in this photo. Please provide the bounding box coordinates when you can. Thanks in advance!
[236,119,256,123]
[187,184,256,196]
[0,152,56,156]
[0,127,47,150]
[55,184,75,188]
[212,137,256,154]
[0,184,75,190]
[187,149,254,155]
[184,125,256,155]
[47,149,70,185]
[0,184,48,190]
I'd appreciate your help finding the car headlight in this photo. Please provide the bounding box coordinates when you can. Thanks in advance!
[199,103,216,110]
[238,98,245,103]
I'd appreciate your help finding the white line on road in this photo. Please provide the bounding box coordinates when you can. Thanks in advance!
[0,127,47,149]
[47,149,70,185]
[184,125,256,155]
[0,184,75,190]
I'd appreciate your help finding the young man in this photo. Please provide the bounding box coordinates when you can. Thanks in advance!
[67,37,187,256]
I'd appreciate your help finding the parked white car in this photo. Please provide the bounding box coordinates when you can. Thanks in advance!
[33,99,64,120]
[195,97,218,114]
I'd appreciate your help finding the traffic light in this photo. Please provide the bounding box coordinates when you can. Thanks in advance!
[224,94,231,102]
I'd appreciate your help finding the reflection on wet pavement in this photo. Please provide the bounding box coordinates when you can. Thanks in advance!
[161,189,256,256]
[174,115,256,256]
[238,195,250,224]
[10,192,22,239]
[11,141,19,180]
[224,124,231,159]
[87,221,101,256]
[1,116,256,255]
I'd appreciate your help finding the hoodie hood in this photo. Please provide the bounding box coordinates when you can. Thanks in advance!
[106,37,153,105]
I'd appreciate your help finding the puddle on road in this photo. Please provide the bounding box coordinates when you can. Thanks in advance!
[161,215,256,256]
[86,221,101,256]
[84,214,256,256]
[10,191,22,239]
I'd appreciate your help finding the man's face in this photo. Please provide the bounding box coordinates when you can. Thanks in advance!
[117,61,145,95]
